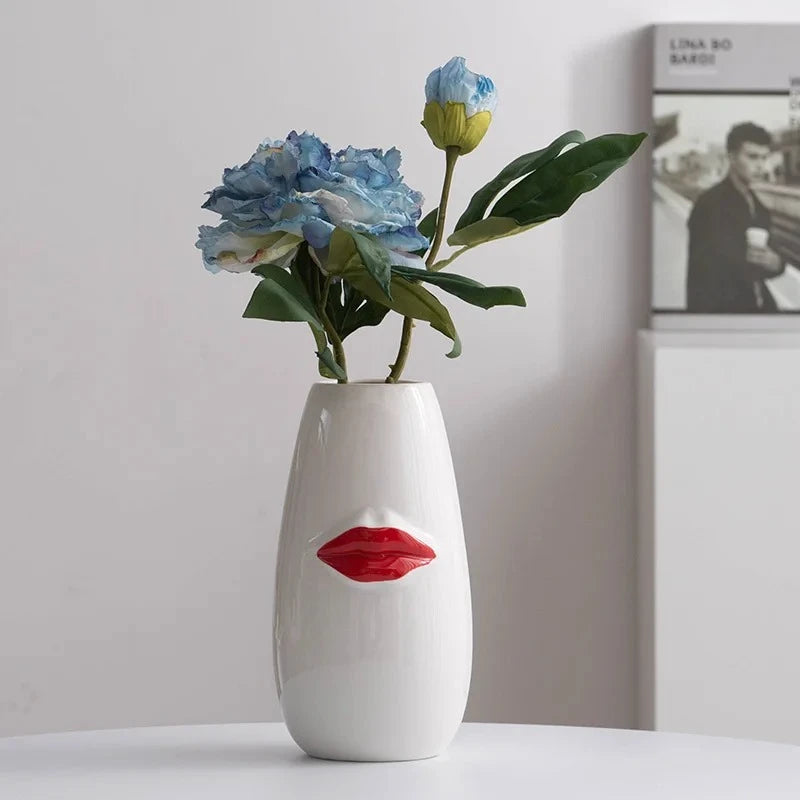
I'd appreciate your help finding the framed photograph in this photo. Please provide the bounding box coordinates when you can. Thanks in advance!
[651,24,800,327]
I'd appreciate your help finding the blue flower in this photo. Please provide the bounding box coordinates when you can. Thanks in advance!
[197,132,427,273]
[195,223,303,274]
[425,56,497,117]
[422,57,497,154]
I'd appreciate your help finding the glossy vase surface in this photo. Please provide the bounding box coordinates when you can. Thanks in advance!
[273,381,472,761]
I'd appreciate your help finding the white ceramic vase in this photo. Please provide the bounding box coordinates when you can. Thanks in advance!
[273,381,472,762]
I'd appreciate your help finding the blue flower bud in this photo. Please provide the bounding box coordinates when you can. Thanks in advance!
[422,57,497,154]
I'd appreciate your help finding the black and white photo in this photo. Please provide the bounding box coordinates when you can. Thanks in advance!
[651,24,800,319]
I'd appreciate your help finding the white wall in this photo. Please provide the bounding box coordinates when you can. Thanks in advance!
[1,0,795,737]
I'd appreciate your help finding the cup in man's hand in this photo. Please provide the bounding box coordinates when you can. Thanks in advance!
[746,227,770,249]
[745,226,783,275]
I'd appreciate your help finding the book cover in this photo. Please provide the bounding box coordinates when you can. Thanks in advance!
[652,23,800,328]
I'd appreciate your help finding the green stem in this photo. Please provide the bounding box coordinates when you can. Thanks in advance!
[425,147,459,269]
[386,316,414,384]
[319,276,348,383]
[386,146,459,383]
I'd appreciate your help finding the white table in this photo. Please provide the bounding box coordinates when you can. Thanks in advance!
[1,722,799,798]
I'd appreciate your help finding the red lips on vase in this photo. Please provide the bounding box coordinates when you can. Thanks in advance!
[317,526,436,582]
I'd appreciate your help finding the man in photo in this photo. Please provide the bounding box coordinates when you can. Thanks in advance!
[686,122,786,312]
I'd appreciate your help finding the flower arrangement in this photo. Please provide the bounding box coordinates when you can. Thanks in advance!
[197,57,645,383]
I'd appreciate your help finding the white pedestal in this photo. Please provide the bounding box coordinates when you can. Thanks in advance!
[638,331,800,745]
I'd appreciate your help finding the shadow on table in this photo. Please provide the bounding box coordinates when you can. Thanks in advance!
[0,739,316,773]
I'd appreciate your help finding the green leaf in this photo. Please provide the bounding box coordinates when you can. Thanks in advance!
[323,279,350,333]
[350,231,393,300]
[326,228,360,274]
[323,279,390,341]
[430,216,543,271]
[412,207,439,256]
[327,228,393,300]
[285,245,340,378]
[430,133,646,272]
[315,346,347,381]
[508,169,617,226]
[305,324,337,379]
[391,265,526,309]
[244,264,323,329]
[340,296,390,339]
[341,263,461,358]
[418,207,439,241]
[454,130,586,231]
[491,132,647,218]
[289,242,321,304]
[447,216,539,248]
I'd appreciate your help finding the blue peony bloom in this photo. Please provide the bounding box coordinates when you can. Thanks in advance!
[197,131,427,273]
[425,56,497,118]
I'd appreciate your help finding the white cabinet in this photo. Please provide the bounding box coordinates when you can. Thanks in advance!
[638,331,800,745]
